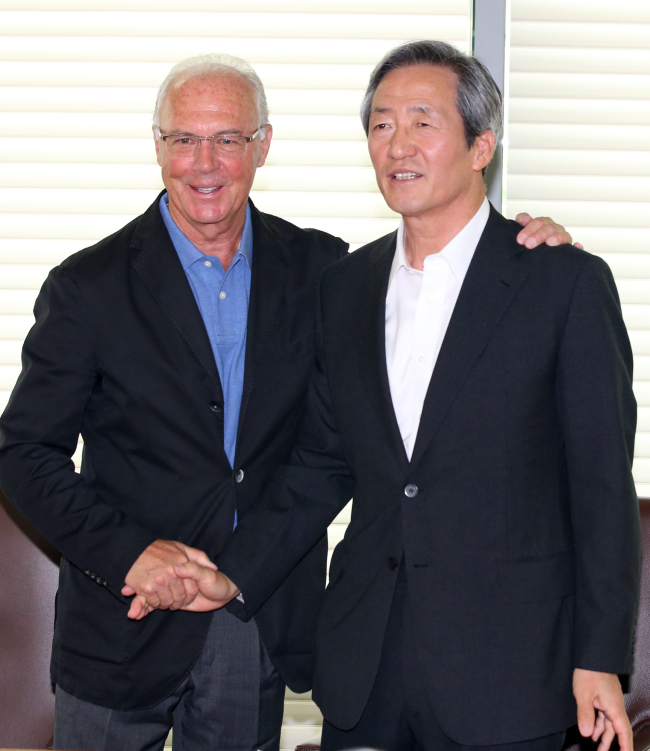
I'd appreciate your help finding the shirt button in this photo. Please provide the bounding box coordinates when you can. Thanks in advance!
[219,291,227,300]
[387,556,399,571]
[235,469,244,483]
[210,402,222,413]
[204,260,212,267]
[417,355,424,363]
[404,484,419,498]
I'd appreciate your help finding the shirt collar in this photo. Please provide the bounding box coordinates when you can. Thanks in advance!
[159,193,253,271]
[388,197,490,291]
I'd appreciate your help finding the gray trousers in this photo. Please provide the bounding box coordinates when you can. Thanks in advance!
[54,608,285,751]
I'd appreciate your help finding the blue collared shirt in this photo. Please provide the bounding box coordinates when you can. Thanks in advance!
[160,195,252,482]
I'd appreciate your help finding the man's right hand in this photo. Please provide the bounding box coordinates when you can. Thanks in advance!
[174,561,240,611]
[121,540,217,618]
[127,560,240,620]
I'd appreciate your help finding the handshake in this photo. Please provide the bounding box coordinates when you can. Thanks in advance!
[120,539,240,620]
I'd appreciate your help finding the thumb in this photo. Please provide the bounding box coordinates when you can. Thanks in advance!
[184,546,218,571]
[174,560,212,581]
[121,584,136,596]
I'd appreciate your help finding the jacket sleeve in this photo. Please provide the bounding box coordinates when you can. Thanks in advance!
[219,283,354,619]
[557,254,640,674]
[0,266,156,600]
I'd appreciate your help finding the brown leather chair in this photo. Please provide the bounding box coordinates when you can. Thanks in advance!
[626,497,650,751]
[563,497,650,751]
[0,490,59,749]
[628,498,650,750]
[296,498,650,751]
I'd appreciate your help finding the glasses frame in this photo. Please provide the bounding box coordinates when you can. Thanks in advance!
[156,128,261,157]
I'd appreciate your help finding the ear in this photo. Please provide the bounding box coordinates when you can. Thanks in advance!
[153,126,163,167]
[473,129,496,172]
[257,124,273,168]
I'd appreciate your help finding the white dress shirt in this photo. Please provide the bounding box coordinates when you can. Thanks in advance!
[385,198,490,459]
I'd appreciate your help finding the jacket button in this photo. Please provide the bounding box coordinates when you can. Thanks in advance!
[404,484,419,498]
[387,556,398,571]
[234,469,244,483]
[210,402,222,413]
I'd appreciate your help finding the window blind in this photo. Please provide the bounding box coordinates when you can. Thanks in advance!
[507,0,650,497]
[0,2,470,748]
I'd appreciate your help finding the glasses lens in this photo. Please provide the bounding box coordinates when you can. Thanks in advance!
[168,136,198,156]
[215,137,246,156]
[163,134,249,157]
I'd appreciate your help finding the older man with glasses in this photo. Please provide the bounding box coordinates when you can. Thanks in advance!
[0,52,575,751]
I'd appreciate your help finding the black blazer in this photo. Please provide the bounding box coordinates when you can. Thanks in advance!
[219,206,640,744]
[0,195,347,710]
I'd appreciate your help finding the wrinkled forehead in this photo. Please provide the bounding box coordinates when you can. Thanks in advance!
[160,72,258,127]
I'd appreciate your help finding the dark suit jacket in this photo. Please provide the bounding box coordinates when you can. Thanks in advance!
[218,206,640,744]
[0,194,347,710]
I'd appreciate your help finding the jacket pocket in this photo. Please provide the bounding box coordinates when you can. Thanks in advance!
[499,550,575,603]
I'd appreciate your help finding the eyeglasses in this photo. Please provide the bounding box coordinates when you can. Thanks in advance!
[157,129,261,158]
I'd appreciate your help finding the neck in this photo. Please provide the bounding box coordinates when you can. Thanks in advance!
[403,189,485,271]
[168,204,246,271]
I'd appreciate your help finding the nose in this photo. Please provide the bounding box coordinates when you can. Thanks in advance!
[387,125,416,160]
[193,138,221,172]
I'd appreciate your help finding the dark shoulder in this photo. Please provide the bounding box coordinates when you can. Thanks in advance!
[522,238,612,286]
[256,210,349,265]
[57,214,142,281]
[493,211,609,279]
[321,230,396,287]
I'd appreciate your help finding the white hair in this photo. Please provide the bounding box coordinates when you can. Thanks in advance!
[152,53,269,130]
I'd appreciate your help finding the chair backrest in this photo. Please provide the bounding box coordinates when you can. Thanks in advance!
[0,491,60,749]
[626,497,650,743]
[562,497,650,751]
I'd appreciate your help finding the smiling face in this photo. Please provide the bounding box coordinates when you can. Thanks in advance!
[155,73,271,249]
[367,64,493,228]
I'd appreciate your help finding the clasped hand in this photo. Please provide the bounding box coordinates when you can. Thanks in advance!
[121,539,239,620]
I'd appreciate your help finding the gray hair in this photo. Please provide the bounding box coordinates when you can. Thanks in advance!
[361,40,503,149]
[153,53,269,131]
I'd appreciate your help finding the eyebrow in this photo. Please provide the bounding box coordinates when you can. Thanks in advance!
[167,128,245,137]
[371,104,436,116]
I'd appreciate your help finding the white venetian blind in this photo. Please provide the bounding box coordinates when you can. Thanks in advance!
[506,0,650,498]
[0,2,470,749]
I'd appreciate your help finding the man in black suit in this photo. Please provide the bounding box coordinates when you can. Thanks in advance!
[0,53,349,751]
[157,42,640,751]
[0,47,576,751]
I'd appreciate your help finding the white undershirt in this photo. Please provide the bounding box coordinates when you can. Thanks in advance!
[385,198,490,459]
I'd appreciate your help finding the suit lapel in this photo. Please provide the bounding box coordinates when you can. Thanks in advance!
[355,232,411,473]
[409,207,528,468]
[130,195,224,397]
[236,203,289,443]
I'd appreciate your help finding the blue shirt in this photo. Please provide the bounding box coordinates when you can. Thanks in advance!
[160,195,252,479]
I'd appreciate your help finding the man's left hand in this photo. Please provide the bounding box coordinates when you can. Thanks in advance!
[516,213,583,249]
[573,668,632,751]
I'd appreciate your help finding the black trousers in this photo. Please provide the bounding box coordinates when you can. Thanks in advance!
[321,564,566,751]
